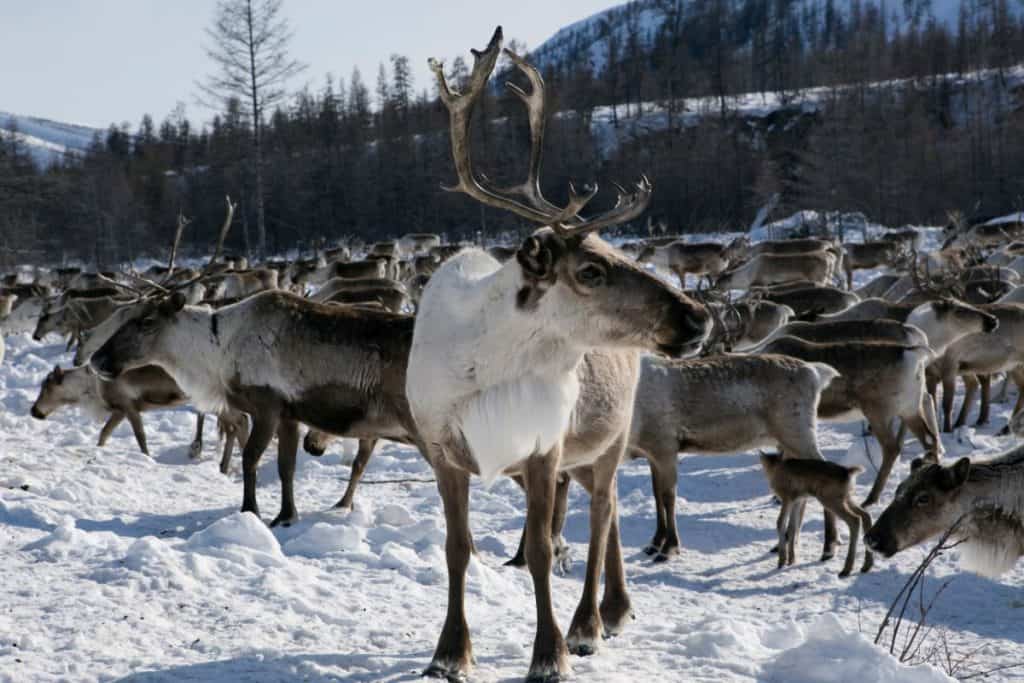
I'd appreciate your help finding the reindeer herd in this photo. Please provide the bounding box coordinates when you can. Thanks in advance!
[3,27,1024,682]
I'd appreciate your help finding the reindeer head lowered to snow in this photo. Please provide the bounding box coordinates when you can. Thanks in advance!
[426,27,710,356]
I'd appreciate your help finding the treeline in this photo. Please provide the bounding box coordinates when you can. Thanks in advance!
[2,0,1024,267]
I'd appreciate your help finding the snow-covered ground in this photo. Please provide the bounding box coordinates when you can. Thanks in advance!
[3,276,1024,682]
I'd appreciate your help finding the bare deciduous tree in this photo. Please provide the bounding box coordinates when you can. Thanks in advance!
[198,0,306,258]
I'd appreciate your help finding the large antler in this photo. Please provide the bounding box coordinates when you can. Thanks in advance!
[430,27,652,239]
[168,196,235,293]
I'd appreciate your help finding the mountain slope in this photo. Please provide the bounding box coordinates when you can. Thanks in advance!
[0,111,101,167]
[528,0,1013,75]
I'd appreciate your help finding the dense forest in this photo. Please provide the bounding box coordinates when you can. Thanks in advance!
[2,0,1024,267]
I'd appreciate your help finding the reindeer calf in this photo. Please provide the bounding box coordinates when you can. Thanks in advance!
[760,452,874,577]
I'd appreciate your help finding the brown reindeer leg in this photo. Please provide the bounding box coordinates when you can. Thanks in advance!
[599,490,632,637]
[270,419,299,527]
[565,458,615,656]
[126,410,149,456]
[954,374,978,429]
[523,445,569,681]
[189,412,205,459]
[862,411,901,507]
[505,475,529,569]
[424,458,474,680]
[550,473,572,575]
[976,374,992,426]
[652,453,680,561]
[97,411,124,447]
[832,504,861,578]
[567,447,633,651]
[776,500,795,568]
[505,473,571,572]
[941,369,957,433]
[643,457,667,555]
[240,413,279,519]
[220,411,248,475]
[850,501,874,573]
[335,438,378,509]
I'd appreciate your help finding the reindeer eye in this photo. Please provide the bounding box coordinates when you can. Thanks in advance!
[575,264,606,287]
[914,493,932,507]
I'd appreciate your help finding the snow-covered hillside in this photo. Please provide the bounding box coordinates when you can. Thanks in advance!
[0,111,100,168]
[529,0,1018,75]
[2,256,1023,681]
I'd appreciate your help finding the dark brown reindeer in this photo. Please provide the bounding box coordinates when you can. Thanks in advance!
[406,28,709,682]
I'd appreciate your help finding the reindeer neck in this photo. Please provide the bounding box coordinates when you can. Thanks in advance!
[154,305,229,414]
[471,261,584,387]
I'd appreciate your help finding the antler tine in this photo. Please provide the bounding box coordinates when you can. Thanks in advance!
[167,195,235,293]
[164,211,191,281]
[96,272,148,298]
[558,176,654,238]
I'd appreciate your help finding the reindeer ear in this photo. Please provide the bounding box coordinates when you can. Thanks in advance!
[516,236,555,280]
[910,456,926,473]
[942,457,971,490]
[53,366,64,383]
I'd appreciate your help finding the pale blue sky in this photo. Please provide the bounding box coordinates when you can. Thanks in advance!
[1,1,613,129]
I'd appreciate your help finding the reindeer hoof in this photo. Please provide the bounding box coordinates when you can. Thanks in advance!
[567,640,597,657]
[998,425,1011,436]
[525,660,568,683]
[269,512,297,528]
[600,602,634,637]
[503,554,526,569]
[838,569,852,579]
[189,442,202,459]
[820,550,835,562]
[642,543,659,556]
[422,662,467,682]
[861,555,875,573]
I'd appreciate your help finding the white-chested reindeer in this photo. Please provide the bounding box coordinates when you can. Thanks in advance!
[406,29,710,682]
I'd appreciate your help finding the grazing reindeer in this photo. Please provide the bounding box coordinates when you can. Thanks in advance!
[715,250,837,290]
[627,354,840,562]
[867,449,1024,577]
[637,238,748,286]
[760,452,874,577]
[759,337,941,506]
[934,303,1024,432]
[841,241,902,289]
[30,365,246,466]
[407,29,710,681]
